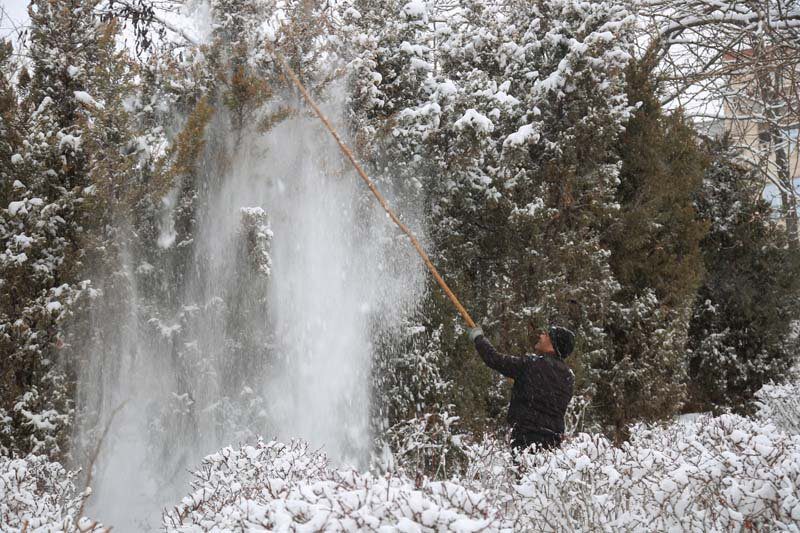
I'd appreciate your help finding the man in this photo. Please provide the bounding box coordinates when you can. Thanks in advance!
[468,324,575,452]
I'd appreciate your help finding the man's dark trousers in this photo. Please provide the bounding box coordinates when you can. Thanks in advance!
[512,429,562,452]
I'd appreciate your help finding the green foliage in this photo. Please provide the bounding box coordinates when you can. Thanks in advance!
[349,0,636,435]
[608,62,707,307]
[687,141,800,411]
[0,41,19,190]
[428,0,633,433]
[591,60,708,441]
[0,1,137,460]
[3,0,799,465]
[594,295,691,442]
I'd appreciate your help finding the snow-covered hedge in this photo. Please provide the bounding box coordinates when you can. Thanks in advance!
[165,413,800,532]
[381,410,464,478]
[755,381,800,435]
[7,411,798,531]
[0,454,102,532]
[516,414,800,531]
[164,439,501,532]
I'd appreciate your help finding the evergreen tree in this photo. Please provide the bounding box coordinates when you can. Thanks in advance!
[0,0,132,459]
[592,60,708,441]
[345,0,447,434]
[0,41,19,188]
[350,0,636,435]
[87,0,299,462]
[687,141,800,410]
[432,0,634,435]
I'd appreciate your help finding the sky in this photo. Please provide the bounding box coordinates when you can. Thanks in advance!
[0,0,28,44]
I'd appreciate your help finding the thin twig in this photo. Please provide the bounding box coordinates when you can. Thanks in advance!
[94,0,199,46]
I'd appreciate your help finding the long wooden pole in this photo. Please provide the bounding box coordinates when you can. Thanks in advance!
[273,51,476,329]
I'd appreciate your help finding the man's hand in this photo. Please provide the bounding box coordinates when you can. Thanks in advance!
[468,326,484,342]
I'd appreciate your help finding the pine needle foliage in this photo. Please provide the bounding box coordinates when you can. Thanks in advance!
[591,59,708,441]
[687,140,800,411]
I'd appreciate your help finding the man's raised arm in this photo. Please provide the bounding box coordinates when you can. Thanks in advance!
[469,328,525,379]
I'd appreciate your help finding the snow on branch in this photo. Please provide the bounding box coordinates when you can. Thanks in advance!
[0,455,104,532]
[164,412,800,532]
[239,207,273,278]
[658,9,800,41]
[95,0,200,49]
[755,380,800,435]
[6,405,800,530]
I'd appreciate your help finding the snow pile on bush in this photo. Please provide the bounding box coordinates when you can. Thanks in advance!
[516,414,800,531]
[381,410,464,478]
[164,439,502,532]
[0,454,103,532]
[165,414,800,532]
[755,381,800,435]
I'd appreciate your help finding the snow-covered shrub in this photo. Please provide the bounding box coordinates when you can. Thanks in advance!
[755,382,800,435]
[164,439,508,532]
[564,390,600,436]
[166,412,800,532]
[0,454,102,532]
[381,410,466,478]
[515,414,800,531]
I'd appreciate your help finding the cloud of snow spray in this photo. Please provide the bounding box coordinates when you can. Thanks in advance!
[76,85,426,529]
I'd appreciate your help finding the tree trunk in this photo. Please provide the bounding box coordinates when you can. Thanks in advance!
[774,129,798,242]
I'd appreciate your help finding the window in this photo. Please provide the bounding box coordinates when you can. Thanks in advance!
[787,126,800,185]
[787,126,799,159]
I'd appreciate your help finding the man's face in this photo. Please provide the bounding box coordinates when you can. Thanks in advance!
[534,330,555,354]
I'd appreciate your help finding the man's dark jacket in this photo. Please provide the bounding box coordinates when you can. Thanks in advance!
[474,335,574,437]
